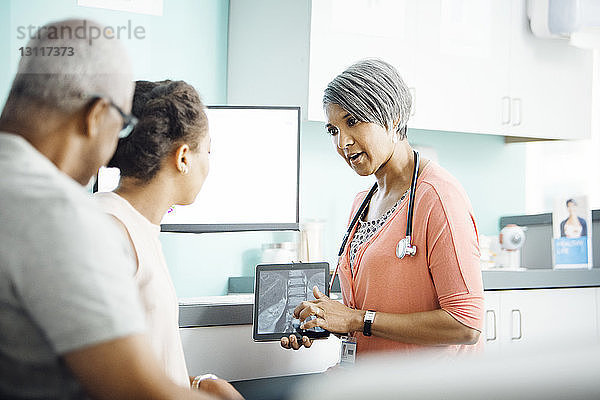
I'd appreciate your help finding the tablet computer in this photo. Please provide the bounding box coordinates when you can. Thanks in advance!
[253,262,330,342]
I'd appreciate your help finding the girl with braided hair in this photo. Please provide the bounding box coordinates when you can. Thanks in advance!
[95,80,241,399]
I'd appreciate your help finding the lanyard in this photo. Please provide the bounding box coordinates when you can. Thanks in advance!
[330,222,361,305]
[329,183,377,295]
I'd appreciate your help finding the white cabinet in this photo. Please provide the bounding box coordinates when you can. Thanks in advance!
[411,0,511,135]
[483,291,501,354]
[180,325,340,381]
[412,0,593,139]
[597,288,600,339]
[309,0,594,140]
[308,0,417,122]
[484,288,599,354]
[505,0,593,139]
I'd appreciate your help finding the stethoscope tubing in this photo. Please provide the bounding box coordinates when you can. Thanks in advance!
[337,183,378,257]
[330,150,420,293]
[405,150,419,238]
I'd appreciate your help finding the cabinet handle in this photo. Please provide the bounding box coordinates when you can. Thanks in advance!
[409,87,416,116]
[485,309,497,341]
[501,96,511,125]
[511,309,522,340]
[511,98,522,126]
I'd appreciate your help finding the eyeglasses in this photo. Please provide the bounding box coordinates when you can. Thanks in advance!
[107,100,138,139]
[87,95,138,139]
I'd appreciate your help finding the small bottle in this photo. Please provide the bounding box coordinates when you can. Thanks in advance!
[261,242,297,264]
[299,220,325,262]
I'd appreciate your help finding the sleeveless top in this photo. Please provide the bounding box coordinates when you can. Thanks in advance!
[94,192,190,387]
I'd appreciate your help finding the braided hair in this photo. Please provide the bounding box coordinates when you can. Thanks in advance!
[108,80,207,183]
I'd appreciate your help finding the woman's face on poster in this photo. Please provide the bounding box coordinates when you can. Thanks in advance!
[567,201,578,216]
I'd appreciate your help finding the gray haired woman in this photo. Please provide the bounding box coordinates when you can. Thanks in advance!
[282,59,484,359]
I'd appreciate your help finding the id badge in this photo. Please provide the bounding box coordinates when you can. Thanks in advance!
[340,336,357,366]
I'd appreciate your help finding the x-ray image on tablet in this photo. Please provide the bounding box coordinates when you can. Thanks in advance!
[253,263,330,341]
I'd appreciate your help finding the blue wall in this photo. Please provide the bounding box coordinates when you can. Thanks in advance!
[0,0,229,107]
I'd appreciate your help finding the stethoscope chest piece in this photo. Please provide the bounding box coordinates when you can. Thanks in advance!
[396,236,416,259]
[337,149,420,264]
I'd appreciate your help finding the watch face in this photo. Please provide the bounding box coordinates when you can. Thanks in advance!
[396,238,408,259]
[364,310,376,322]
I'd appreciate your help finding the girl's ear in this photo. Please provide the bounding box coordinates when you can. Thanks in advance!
[174,144,190,175]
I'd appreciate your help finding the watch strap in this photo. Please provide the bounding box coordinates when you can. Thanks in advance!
[363,310,376,336]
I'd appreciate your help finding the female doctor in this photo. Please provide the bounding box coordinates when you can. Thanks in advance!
[281,59,484,357]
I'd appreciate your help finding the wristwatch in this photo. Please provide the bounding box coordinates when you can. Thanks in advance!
[363,310,376,336]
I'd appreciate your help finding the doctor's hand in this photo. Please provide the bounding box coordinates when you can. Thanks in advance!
[280,334,313,350]
[295,286,363,334]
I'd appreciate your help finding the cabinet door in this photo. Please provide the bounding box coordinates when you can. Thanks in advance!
[308,0,417,122]
[506,0,593,139]
[483,291,501,354]
[597,288,600,340]
[411,0,510,134]
[499,288,598,351]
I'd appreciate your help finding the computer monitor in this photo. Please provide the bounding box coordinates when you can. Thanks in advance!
[96,105,300,233]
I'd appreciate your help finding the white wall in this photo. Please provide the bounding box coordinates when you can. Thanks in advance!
[524,50,600,213]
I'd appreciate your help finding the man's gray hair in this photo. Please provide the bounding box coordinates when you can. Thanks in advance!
[323,59,412,138]
[7,19,133,113]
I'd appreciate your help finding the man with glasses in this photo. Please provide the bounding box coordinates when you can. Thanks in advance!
[0,19,232,400]
[86,94,139,139]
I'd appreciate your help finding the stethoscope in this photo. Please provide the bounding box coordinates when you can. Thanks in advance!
[329,150,420,293]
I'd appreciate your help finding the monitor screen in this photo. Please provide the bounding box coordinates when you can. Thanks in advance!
[96,105,300,233]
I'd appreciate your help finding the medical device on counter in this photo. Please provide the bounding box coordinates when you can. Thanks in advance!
[498,224,526,269]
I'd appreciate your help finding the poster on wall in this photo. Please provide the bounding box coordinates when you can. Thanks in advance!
[552,195,593,269]
[77,0,163,16]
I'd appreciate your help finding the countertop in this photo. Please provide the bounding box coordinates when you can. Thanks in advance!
[179,268,600,328]
[231,373,317,400]
[481,268,600,290]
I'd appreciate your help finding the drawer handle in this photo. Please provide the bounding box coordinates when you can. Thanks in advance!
[511,309,522,340]
[511,98,522,126]
[501,96,511,125]
[486,309,497,341]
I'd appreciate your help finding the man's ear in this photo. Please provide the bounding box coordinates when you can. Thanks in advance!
[392,117,402,132]
[83,98,109,139]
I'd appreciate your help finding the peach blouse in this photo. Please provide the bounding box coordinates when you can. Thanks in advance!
[337,161,484,356]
